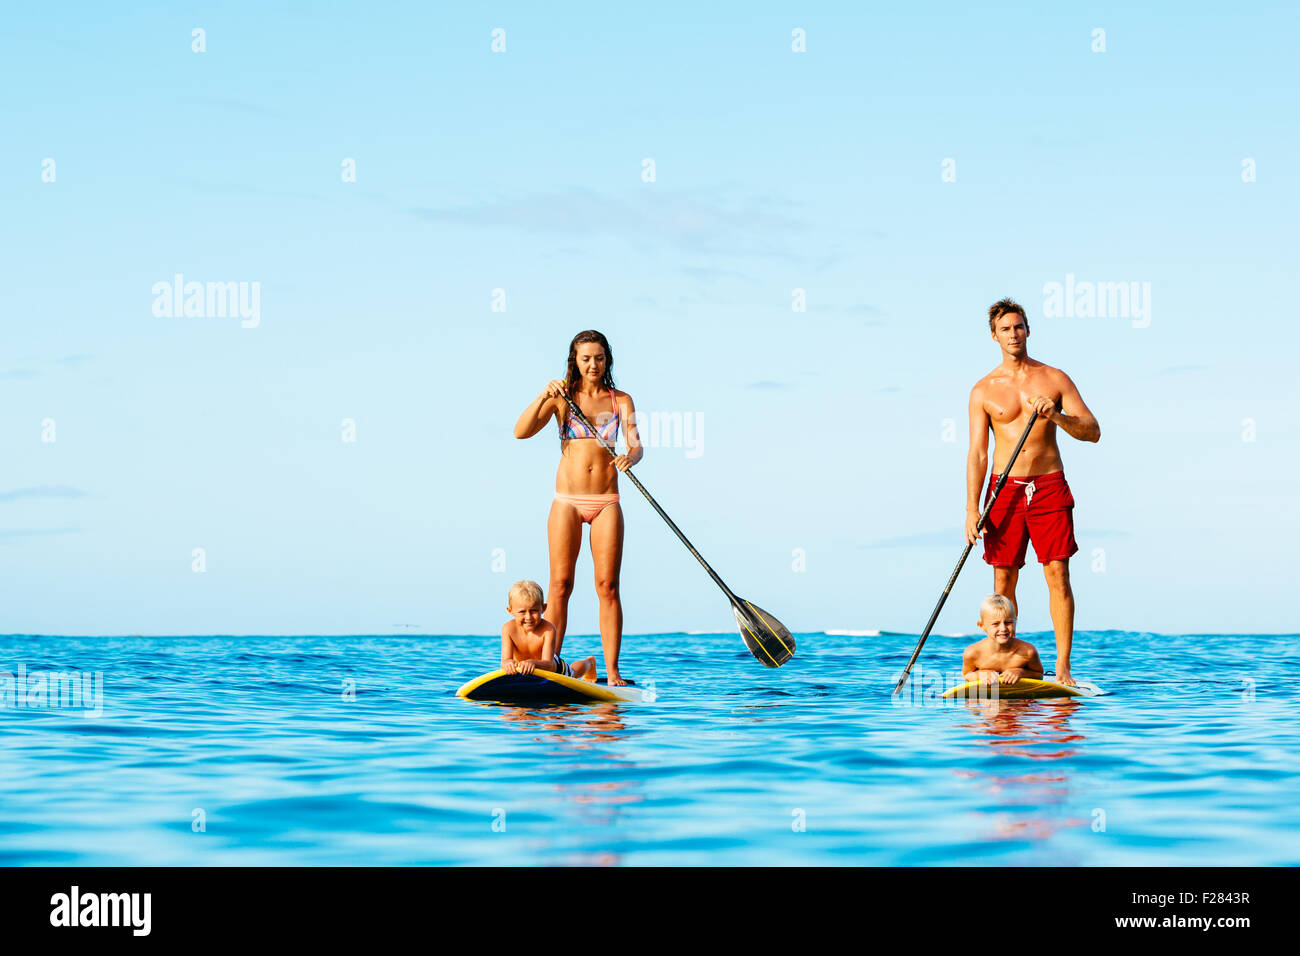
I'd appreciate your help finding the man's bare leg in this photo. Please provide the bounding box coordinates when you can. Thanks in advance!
[993,566,1020,615]
[1042,558,1075,685]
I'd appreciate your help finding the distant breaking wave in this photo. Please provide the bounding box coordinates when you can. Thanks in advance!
[662,629,971,638]
[829,630,969,638]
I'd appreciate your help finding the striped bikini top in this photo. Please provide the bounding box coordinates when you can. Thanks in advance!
[559,388,619,443]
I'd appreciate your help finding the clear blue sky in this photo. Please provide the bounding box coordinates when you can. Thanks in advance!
[3,2,1297,636]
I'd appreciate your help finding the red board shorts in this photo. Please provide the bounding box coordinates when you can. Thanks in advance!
[982,471,1079,569]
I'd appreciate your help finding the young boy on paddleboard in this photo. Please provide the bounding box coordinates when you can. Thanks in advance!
[500,580,597,681]
[961,594,1044,685]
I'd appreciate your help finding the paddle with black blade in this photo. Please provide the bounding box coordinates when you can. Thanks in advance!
[560,390,795,667]
[892,409,1040,694]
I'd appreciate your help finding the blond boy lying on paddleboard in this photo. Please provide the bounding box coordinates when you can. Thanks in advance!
[500,580,598,681]
[961,594,1044,686]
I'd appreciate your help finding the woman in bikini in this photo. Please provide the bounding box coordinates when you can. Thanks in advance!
[512,330,643,686]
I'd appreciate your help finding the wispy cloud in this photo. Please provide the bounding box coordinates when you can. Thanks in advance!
[178,97,288,120]
[0,486,89,503]
[806,302,885,325]
[681,265,758,284]
[173,178,322,202]
[409,187,808,258]
[0,355,94,380]
[860,529,960,549]
[0,527,83,540]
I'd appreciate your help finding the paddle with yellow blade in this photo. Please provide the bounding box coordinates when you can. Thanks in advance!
[561,390,795,667]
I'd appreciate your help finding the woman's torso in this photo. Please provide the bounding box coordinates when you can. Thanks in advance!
[554,388,622,494]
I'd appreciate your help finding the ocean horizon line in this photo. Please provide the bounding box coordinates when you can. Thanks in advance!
[3,629,1298,640]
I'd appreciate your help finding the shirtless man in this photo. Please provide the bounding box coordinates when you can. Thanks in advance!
[966,298,1101,686]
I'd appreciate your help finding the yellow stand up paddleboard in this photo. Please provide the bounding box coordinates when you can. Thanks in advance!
[456,669,648,704]
[941,676,1104,700]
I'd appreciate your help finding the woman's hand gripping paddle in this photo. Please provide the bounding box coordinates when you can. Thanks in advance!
[561,390,795,667]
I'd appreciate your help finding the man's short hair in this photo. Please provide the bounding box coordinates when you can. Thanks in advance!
[988,297,1028,333]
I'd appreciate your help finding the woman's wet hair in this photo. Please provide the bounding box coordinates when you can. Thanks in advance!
[562,331,616,430]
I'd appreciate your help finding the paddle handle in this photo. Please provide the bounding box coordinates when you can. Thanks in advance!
[560,391,739,604]
[892,409,1040,694]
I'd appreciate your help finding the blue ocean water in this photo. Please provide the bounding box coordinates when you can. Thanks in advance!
[0,630,1296,866]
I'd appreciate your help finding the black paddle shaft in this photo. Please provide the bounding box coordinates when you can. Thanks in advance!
[557,389,794,668]
[559,390,739,603]
[892,409,1041,695]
